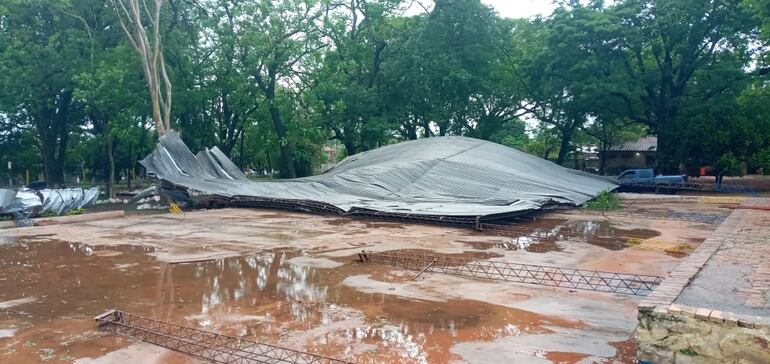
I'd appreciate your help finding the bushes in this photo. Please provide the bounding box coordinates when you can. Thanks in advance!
[753,149,770,175]
[583,190,621,211]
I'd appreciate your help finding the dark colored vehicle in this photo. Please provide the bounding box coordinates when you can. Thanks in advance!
[616,169,687,192]
[27,181,48,190]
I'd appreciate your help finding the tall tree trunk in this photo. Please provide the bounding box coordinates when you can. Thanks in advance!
[599,144,608,174]
[656,120,679,174]
[342,125,357,156]
[270,105,296,178]
[112,0,172,136]
[556,128,574,166]
[127,143,133,190]
[38,90,73,187]
[405,118,418,141]
[263,72,296,178]
[422,117,432,138]
[239,128,245,169]
[107,134,116,199]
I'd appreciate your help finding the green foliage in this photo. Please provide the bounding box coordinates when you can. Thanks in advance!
[715,153,744,178]
[0,0,768,189]
[583,190,622,211]
[753,149,770,175]
[65,208,86,216]
[489,120,529,150]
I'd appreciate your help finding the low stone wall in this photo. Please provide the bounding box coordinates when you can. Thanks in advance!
[638,304,770,363]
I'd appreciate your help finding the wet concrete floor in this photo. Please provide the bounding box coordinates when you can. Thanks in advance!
[0,207,717,363]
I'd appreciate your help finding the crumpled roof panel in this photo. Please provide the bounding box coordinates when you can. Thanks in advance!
[141,131,617,220]
[0,187,100,216]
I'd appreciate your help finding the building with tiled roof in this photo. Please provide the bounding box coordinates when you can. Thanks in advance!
[608,136,657,152]
[602,136,657,174]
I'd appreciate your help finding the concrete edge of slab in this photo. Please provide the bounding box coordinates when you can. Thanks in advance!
[650,303,770,330]
[638,209,746,311]
[637,203,770,363]
[0,210,125,230]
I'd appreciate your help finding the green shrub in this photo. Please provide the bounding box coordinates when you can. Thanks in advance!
[65,208,86,216]
[583,190,621,211]
[753,148,770,175]
[715,153,743,177]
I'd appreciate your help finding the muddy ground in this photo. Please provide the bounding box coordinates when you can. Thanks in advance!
[0,199,729,363]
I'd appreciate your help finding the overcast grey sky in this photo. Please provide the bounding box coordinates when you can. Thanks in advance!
[482,0,556,18]
[405,0,558,19]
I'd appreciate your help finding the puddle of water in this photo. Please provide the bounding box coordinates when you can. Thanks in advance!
[0,239,583,363]
[0,234,17,244]
[0,328,16,338]
[458,219,660,252]
[324,217,407,230]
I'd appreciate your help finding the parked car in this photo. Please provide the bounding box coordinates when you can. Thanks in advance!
[616,168,687,192]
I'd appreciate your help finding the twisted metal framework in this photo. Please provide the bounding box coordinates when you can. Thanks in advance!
[357,251,664,296]
[94,309,353,364]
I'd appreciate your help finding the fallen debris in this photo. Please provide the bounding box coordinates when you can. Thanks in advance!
[94,309,354,364]
[140,131,617,223]
[0,187,100,226]
[357,250,664,296]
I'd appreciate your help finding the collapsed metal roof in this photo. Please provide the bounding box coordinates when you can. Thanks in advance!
[0,188,100,216]
[141,131,617,222]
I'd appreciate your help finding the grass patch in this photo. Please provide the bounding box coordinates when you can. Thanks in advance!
[583,190,621,211]
[679,348,698,357]
[40,208,86,218]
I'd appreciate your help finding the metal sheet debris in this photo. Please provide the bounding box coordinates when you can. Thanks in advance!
[141,131,617,221]
[0,187,100,216]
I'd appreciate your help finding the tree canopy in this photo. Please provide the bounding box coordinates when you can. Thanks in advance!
[1,0,769,187]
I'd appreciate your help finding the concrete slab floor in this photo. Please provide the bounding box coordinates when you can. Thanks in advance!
[0,206,717,363]
[676,204,770,317]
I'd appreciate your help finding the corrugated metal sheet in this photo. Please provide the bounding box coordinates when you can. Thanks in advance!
[0,188,100,215]
[140,131,618,220]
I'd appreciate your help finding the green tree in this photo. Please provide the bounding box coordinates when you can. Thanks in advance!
[314,0,402,155]
[603,0,755,172]
[239,0,328,177]
[0,0,90,186]
[110,0,173,135]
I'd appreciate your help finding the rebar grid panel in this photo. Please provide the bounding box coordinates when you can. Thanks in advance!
[357,251,663,296]
[94,310,353,364]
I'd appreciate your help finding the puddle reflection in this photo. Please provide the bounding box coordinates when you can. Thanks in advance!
[172,251,562,363]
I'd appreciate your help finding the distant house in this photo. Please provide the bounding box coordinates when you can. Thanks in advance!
[602,136,657,174]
